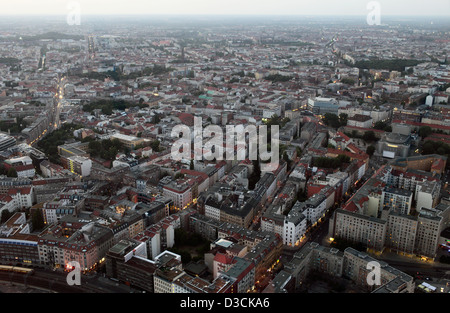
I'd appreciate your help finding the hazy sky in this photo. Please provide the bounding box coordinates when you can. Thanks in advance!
[2,0,450,16]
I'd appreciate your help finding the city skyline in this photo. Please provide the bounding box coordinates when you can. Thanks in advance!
[0,0,449,297]
[2,0,450,17]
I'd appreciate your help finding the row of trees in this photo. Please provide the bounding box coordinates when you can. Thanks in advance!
[322,113,348,129]
[0,57,20,65]
[421,140,450,156]
[345,130,378,143]
[19,32,84,41]
[37,123,83,164]
[77,65,174,82]
[354,59,422,72]
[0,117,28,134]
[1,208,45,231]
[265,74,292,82]
[264,114,291,129]
[88,138,124,160]
[373,121,392,132]
[0,165,17,177]
[418,126,433,139]
[312,154,350,169]
[82,99,148,115]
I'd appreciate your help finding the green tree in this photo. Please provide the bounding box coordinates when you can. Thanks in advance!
[338,113,348,126]
[322,113,341,129]
[421,140,450,157]
[340,78,355,85]
[418,126,433,139]
[152,114,161,124]
[366,145,376,157]
[175,173,185,179]
[312,155,350,169]
[150,140,160,152]
[7,167,17,177]
[0,165,6,175]
[1,209,13,223]
[363,131,377,143]
[88,140,102,157]
[374,121,388,130]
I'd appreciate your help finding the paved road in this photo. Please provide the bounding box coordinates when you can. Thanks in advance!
[0,268,139,293]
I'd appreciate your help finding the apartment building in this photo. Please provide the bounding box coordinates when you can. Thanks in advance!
[278,242,414,293]
[385,211,417,254]
[37,218,114,271]
[381,187,413,215]
[415,180,441,212]
[0,212,39,266]
[219,257,255,293]
[67,155,92,177]
[162,178,194,210]
[188,212,225,242]
[282,242,344,287]
[343,248,414,293]
[347,114,373,128]
[283,191,329,246]
[0,177,32,195]
[7,187,34,209]
[415,204,450,259]
[105,239,156,292]
[330,209,387,252]
[283,210,307,247]
[3,156,35,178]
[261,203,286,238]
[133,214,180,259]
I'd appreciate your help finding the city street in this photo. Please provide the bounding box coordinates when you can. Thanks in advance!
[0,268,141,293]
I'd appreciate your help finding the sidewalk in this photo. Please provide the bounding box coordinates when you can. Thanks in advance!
[369,249,450,269]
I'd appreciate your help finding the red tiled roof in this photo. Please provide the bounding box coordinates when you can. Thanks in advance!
[214,252,234,264]
[344,201,358,213]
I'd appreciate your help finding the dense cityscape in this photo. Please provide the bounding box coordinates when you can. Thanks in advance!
[0,6,449,299]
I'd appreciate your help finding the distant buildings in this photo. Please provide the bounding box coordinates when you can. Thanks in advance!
[376,124,414,159]
[0,212,39,266]
[347,114,373,128]
[3,156,35,178]
[110,133,145,150]
[0,16,450,295]
[272,242,415,293]
[0,133,16,152]
[308,97,339,115]
[329,163,450,259]
[105,239,156,292]
[163,178,194,211]
[67,155,92,177]
[37,218,114,271]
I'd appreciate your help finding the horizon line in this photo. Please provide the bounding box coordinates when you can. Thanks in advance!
[0,13,449,17]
